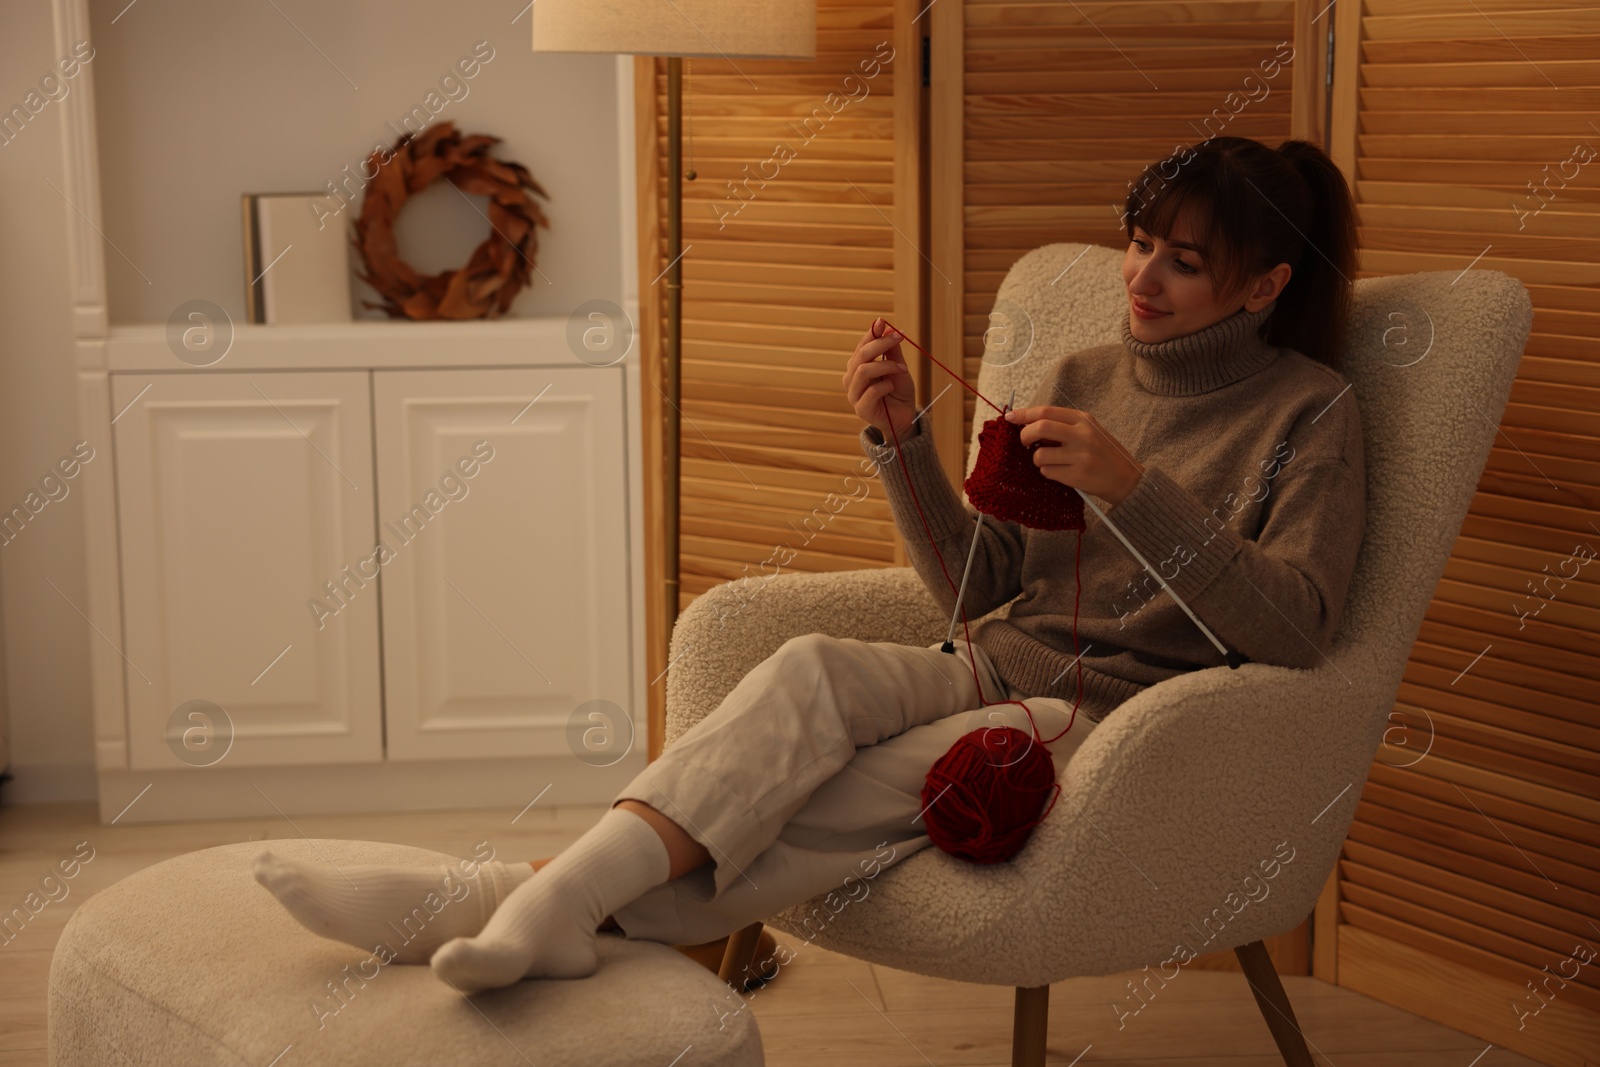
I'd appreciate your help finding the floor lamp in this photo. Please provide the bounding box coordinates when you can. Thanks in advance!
[531,2,817,701]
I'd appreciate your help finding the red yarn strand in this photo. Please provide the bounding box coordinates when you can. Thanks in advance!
[881,319,1008,418]
[882,394,994,708]
[873,319,1091,863]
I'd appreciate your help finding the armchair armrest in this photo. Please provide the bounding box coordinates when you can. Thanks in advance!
[664,567,956,747]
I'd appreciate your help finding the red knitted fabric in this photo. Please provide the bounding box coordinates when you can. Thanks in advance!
[964,408,1086,531]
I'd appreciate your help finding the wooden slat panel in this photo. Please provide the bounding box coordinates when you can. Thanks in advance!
[683,516,897,566]
[674,279,889,310]
[1363,34,1600,63]
[965,66,1297,92]
[966,46,1288,72]
[1359,778,1600,870]
[681,533,897,578]
[1408,636,1600,720]
[1356,135,1600,164]
[1358,202,1600,240]
[1331,3,1600,1059]
[1398,664,1600,742]
[681,455,892,498]
[1364,10,1600,38]
[1363,0,1599,13]
[642,1,915,618]
[1360,109,1600,137]
[1361,82,1600,109]
[1342,840,1600,941]
[1340,877,1600,994]
[1367,761,1600,849]
[1359,59,1600,87]
[1359,247,1600,287]
[1355,224,1600,265]
[1352,797,1600,897]
[1416,617,1600,692]
[964,0,1296,26]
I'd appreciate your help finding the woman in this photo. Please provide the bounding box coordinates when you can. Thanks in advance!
[255,135,1366,995]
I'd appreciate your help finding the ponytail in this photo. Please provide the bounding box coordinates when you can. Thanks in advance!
[1268,140,1360,370]
[1121,136,1361,370]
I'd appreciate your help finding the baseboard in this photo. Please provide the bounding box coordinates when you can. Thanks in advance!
[1338,923,1600,1067]
[93,750,648,823]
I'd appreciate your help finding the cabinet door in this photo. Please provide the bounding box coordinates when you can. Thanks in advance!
[374,368,629,761]
[112,372,381,770]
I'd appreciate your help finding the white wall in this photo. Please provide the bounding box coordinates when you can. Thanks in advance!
[0,0,97,801]
[91,0,622,324]
[0,0,632,802]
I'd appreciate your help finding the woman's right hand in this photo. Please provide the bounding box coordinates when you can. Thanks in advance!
[844,317,919,440]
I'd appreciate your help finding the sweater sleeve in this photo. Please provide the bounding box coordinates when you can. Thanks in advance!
[1103,447,1366,671]
[860,417,1028,621]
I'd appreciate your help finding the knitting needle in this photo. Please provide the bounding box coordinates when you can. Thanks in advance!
[942,511,986,654]
[1074,489,1242,669]
[940,388,1017,655]
[1002,383,1239,669]
[941,491,1241,668]
[934,388,1011,652]
[940,388,1016,654]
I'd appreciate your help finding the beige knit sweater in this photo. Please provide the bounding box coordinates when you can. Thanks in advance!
[860,299,1367,723]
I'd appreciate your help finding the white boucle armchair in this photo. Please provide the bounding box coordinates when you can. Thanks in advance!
[666,244,1532,1066]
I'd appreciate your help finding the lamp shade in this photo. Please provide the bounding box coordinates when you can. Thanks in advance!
[532,0,816,59]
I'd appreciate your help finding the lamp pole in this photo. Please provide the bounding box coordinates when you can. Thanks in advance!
[664,56,684,668]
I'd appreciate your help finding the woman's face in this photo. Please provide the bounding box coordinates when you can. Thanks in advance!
[1121,208,1289,343]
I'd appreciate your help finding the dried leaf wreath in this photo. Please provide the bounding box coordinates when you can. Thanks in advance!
[352,121,550,320]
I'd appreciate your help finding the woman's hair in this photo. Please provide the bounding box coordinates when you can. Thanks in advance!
[1120,136,1360,371]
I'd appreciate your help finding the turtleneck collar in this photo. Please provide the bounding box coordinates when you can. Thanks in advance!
[1120,299,1280,396]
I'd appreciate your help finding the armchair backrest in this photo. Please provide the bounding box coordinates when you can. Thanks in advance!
[972,244,1532,739]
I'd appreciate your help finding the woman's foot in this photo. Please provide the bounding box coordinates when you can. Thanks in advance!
[430,806,671,992]
[253,851,532,964]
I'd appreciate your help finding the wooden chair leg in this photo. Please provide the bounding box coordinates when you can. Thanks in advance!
[717,921,765,985]
[1235,940,1315,1067]
[1012,985,1049,1067]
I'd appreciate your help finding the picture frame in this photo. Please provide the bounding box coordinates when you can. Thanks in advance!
[241,192,355,324]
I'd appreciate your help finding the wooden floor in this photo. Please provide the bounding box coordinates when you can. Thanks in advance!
[0,801,1546,1067]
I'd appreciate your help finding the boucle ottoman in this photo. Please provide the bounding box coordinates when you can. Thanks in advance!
[48,839,764,1066]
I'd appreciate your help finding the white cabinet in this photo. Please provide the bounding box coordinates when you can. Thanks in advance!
[373,369,629,761]
[111,372,383,770]
[110,365,633,777]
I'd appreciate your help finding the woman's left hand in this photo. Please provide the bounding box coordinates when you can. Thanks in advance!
[1003,406,1146,506]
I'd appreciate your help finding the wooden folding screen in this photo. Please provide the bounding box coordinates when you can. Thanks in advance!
[1317,1,1600,1063]
[639,4,1596,1053]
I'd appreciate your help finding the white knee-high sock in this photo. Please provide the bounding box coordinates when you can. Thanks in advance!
[430,806,672,992]
[253,852,533,964]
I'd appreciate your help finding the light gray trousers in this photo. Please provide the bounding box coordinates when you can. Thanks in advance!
[607,633,1100,946]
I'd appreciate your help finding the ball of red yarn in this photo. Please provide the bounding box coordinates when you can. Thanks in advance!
[921,725,1063,864]
[964,410,1085,531]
